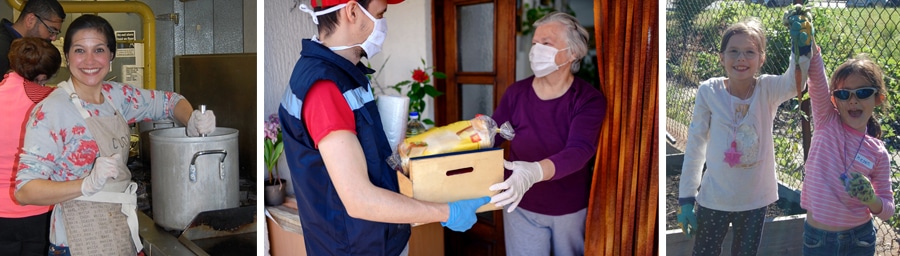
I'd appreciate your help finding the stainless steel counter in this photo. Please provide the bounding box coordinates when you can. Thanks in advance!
[139,211,195,256]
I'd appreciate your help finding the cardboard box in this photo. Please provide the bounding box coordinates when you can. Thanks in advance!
[397,148,503,213]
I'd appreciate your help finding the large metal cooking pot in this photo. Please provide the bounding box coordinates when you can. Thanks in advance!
[150,127,239,231]
[139,119,181,164]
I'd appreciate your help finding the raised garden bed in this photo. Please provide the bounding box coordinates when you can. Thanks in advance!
[666,152,900,255]
[665,169,806,255]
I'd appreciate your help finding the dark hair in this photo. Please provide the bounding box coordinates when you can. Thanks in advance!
[18,0,65,23]
[829,54,889,138]
[8,37,60,81]
[315,0,372,38]
[63,15,117,60]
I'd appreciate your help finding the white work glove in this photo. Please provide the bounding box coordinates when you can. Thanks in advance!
[81,153,121,197]
[186,109,216,137]
[489,160,543,213]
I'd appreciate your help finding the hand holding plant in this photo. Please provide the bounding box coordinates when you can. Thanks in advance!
[264,114,284,185]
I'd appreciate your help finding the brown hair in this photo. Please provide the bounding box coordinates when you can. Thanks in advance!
[8,37,61,82]
[830,54,889,138]
[719,17,767,58]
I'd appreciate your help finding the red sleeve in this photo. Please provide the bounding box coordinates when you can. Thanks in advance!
[303,80,356,148]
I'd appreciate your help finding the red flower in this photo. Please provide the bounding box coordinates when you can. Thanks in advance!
[412,69,429,83]
[67,140,99,167]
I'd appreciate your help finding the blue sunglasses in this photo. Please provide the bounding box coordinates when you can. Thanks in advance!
[832,87,877,101]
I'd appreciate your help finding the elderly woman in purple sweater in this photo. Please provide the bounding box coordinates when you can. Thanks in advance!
[488,12,606,256]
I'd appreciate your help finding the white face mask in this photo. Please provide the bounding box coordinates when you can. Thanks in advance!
[299,3,387,58]
[529,43,569,77]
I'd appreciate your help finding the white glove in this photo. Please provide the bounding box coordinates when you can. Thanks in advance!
[489,160,544,213]
[81,153,121,196]
[187,109,216,137]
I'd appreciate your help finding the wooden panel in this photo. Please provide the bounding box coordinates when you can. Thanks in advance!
[435,1,513,255]
[666,215,806,255]
[587,0,658,255]
[455,74,496,84]
[434,0,515,126]
[409,223,445,256]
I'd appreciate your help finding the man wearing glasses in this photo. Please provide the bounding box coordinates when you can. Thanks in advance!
[0,0,63,255]
[0,0,65,73]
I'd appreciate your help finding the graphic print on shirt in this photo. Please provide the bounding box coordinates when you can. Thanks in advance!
[732,102,759,168]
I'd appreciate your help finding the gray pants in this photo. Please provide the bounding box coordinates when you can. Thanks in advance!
[503,207,586,256]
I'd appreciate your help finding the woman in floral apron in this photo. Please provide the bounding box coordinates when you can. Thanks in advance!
[12,15,216,255]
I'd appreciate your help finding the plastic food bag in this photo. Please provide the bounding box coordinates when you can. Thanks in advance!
[388,115,515,175]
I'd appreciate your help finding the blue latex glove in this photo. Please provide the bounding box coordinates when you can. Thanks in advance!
[441,196,490,232]
[676,204,698,238]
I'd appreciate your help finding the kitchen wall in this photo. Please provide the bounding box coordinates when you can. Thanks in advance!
[263,0,432,122]
[4,0,256,92]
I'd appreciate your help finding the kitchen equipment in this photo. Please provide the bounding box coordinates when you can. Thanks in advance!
[177,206,256,256]
[199,104,208,137]
[149,127,239,231]
[139,119,181,165]
[175,53,256,179]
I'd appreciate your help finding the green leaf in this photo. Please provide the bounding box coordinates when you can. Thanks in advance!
[412,88,427,99]
[395,80,412,87]
[422,118,435,125]
[423,85,443,97]
[433,72,447,79]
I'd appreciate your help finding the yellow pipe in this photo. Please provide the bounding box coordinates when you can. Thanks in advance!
[7,0,157,89]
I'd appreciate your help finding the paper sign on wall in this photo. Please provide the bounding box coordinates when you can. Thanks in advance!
[115,31,136,58]
[123,65,143,88]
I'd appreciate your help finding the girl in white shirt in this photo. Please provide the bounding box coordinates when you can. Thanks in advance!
[676,17,803,255]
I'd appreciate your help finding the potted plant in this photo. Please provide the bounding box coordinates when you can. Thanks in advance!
[390,58,445,125]
[264,113,286,206]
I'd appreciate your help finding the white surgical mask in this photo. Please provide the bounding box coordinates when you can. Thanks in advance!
[529,43,570,77]
[299,3,387,58]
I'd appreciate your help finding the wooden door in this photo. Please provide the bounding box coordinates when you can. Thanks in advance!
[433,0,516,255]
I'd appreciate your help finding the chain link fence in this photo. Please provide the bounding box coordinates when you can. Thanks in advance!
[666,0,900,253]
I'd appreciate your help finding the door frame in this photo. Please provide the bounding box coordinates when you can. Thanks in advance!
[433,0,517,255]
[433,0,517,126]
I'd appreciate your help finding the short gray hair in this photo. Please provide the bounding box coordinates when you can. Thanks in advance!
[533,12,590,73]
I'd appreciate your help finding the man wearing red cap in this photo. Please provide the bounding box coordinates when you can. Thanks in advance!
[280,0,490,255]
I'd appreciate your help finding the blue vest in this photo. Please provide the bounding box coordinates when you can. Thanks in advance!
[278,39,410,256]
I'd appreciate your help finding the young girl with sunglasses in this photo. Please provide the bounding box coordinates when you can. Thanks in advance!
[801,51,894,255]
[677,17,809,255]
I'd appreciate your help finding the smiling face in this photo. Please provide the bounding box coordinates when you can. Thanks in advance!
[719,33,765,81]
[67,29,112,88]
[833,73,882,133]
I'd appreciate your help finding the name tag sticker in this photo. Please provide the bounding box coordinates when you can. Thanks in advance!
[855,154,874,170]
